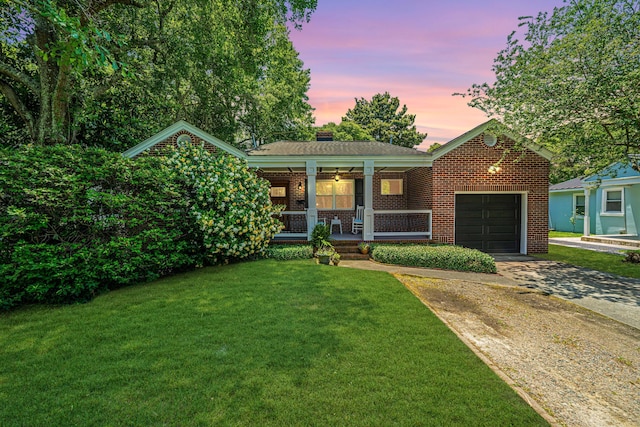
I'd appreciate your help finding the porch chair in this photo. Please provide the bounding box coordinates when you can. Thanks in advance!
[351,205,364,234]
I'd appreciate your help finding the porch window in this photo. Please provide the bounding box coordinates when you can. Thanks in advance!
[573,193,585,217]
[602,188,623,215]
[381,178,403,195]
[316,180,354,210]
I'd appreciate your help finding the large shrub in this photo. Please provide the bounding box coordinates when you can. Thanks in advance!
[370,244,497,274]
[164,141,283,264]
[0,145,194,309]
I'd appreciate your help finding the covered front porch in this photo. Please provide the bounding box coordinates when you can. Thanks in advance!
[256,160,432,242]
[246,136,433,242]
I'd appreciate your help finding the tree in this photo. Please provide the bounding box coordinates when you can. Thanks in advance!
[0,0,317,147]
[342,92,427,148]
[426,142,441,153]
[460,0,640,177]
[316,121,373,141]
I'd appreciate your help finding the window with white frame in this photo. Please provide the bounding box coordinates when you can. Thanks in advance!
[316,180,354,210]
[602,188,623,214]
[573,193,585,217]
[381,178,403,195]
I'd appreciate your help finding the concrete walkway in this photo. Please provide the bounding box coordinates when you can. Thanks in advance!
[341,258,640,330]
[549,237,633,254]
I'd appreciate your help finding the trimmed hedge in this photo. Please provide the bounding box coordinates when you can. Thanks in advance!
[370,244,497,273]
[263,244,314,260]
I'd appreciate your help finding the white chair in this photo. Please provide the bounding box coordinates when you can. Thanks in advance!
[351,205,364,234]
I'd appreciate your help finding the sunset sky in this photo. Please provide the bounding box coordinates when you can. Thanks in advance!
[289,0,563,149]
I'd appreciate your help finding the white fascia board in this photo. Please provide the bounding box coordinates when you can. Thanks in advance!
[590,176,640,187]
[122,120,247,159]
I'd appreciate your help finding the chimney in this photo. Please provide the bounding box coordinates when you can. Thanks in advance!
[316,131,333,141]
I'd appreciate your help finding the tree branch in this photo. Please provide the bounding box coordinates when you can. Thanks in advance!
[89,0,146,14]
[0,79,36,141]
[0,62,40,97]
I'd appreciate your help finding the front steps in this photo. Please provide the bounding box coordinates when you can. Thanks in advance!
[332,240,370,260]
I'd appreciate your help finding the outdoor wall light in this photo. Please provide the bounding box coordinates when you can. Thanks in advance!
[488,165,502,174]
[298,182,303,191]
[334,168,340,181]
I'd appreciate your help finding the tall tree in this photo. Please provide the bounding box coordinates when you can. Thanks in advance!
[460,0,640,178]
[342,92,426,148]
[316,121,373,141]
[0,0,317,147]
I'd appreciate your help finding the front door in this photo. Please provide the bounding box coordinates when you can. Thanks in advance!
[269,182,289,230]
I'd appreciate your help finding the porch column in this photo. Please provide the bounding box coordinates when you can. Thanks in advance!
[306,160,318,240]
[363,160,374,241]
[583,187,590,236]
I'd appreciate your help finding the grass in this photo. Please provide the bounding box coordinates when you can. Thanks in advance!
[549,231,583,238]
[534,244,640,279]
[0,260,546,426]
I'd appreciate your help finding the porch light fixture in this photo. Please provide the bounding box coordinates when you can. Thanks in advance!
[334,168,340,181]
[297,182,303,191]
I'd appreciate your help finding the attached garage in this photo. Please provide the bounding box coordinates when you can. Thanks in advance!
[455,194,523,253]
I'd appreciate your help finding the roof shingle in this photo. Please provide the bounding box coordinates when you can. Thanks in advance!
[247,140,429,157]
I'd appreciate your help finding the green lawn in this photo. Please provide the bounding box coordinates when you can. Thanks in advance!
[534,244,640,279]
[549,230,583,238]
[0,260,546,426]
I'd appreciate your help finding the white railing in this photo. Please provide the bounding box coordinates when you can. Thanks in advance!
[373,209,432,238]
[273,211,308,238]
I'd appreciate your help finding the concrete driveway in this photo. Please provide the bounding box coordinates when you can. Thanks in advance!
[496,257,640,330]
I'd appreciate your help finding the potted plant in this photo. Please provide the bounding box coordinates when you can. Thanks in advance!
[358,242,370,254]
[311,223,332,254]
[331,252,341,266]
[316,245,335,265]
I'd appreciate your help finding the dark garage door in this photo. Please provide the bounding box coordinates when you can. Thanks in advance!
[455,194,521,253]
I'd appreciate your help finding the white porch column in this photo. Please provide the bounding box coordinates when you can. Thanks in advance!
[583,187,591,236]
[363,160,374,241]
[306,160,317,240]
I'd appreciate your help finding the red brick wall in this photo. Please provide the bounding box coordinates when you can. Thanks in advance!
[373,173,406,210]
[431,135,549,254]
[407,167,432,210]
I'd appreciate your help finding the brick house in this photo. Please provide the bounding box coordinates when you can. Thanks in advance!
[124,120,551,254]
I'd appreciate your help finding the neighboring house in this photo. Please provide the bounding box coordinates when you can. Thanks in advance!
[549,163,640,236]
[124,120,552,254]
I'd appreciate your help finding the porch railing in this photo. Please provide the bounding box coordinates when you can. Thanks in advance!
[273,211,307,238]
[272,209,433,240]
[373,209,432,238]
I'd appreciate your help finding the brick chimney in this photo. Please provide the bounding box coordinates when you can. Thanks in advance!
[316,131,333,141]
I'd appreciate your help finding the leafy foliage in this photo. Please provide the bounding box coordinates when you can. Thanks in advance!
[0,141,283,309]
[0,0,316,147]
[263,244,313,260]
[310,222,331,250]
[0,145,194,309]
[342,92,427,148]
[164,141,283,264]
[316,121,373,141]
[370,244,497,273]
[461,0,640,178]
